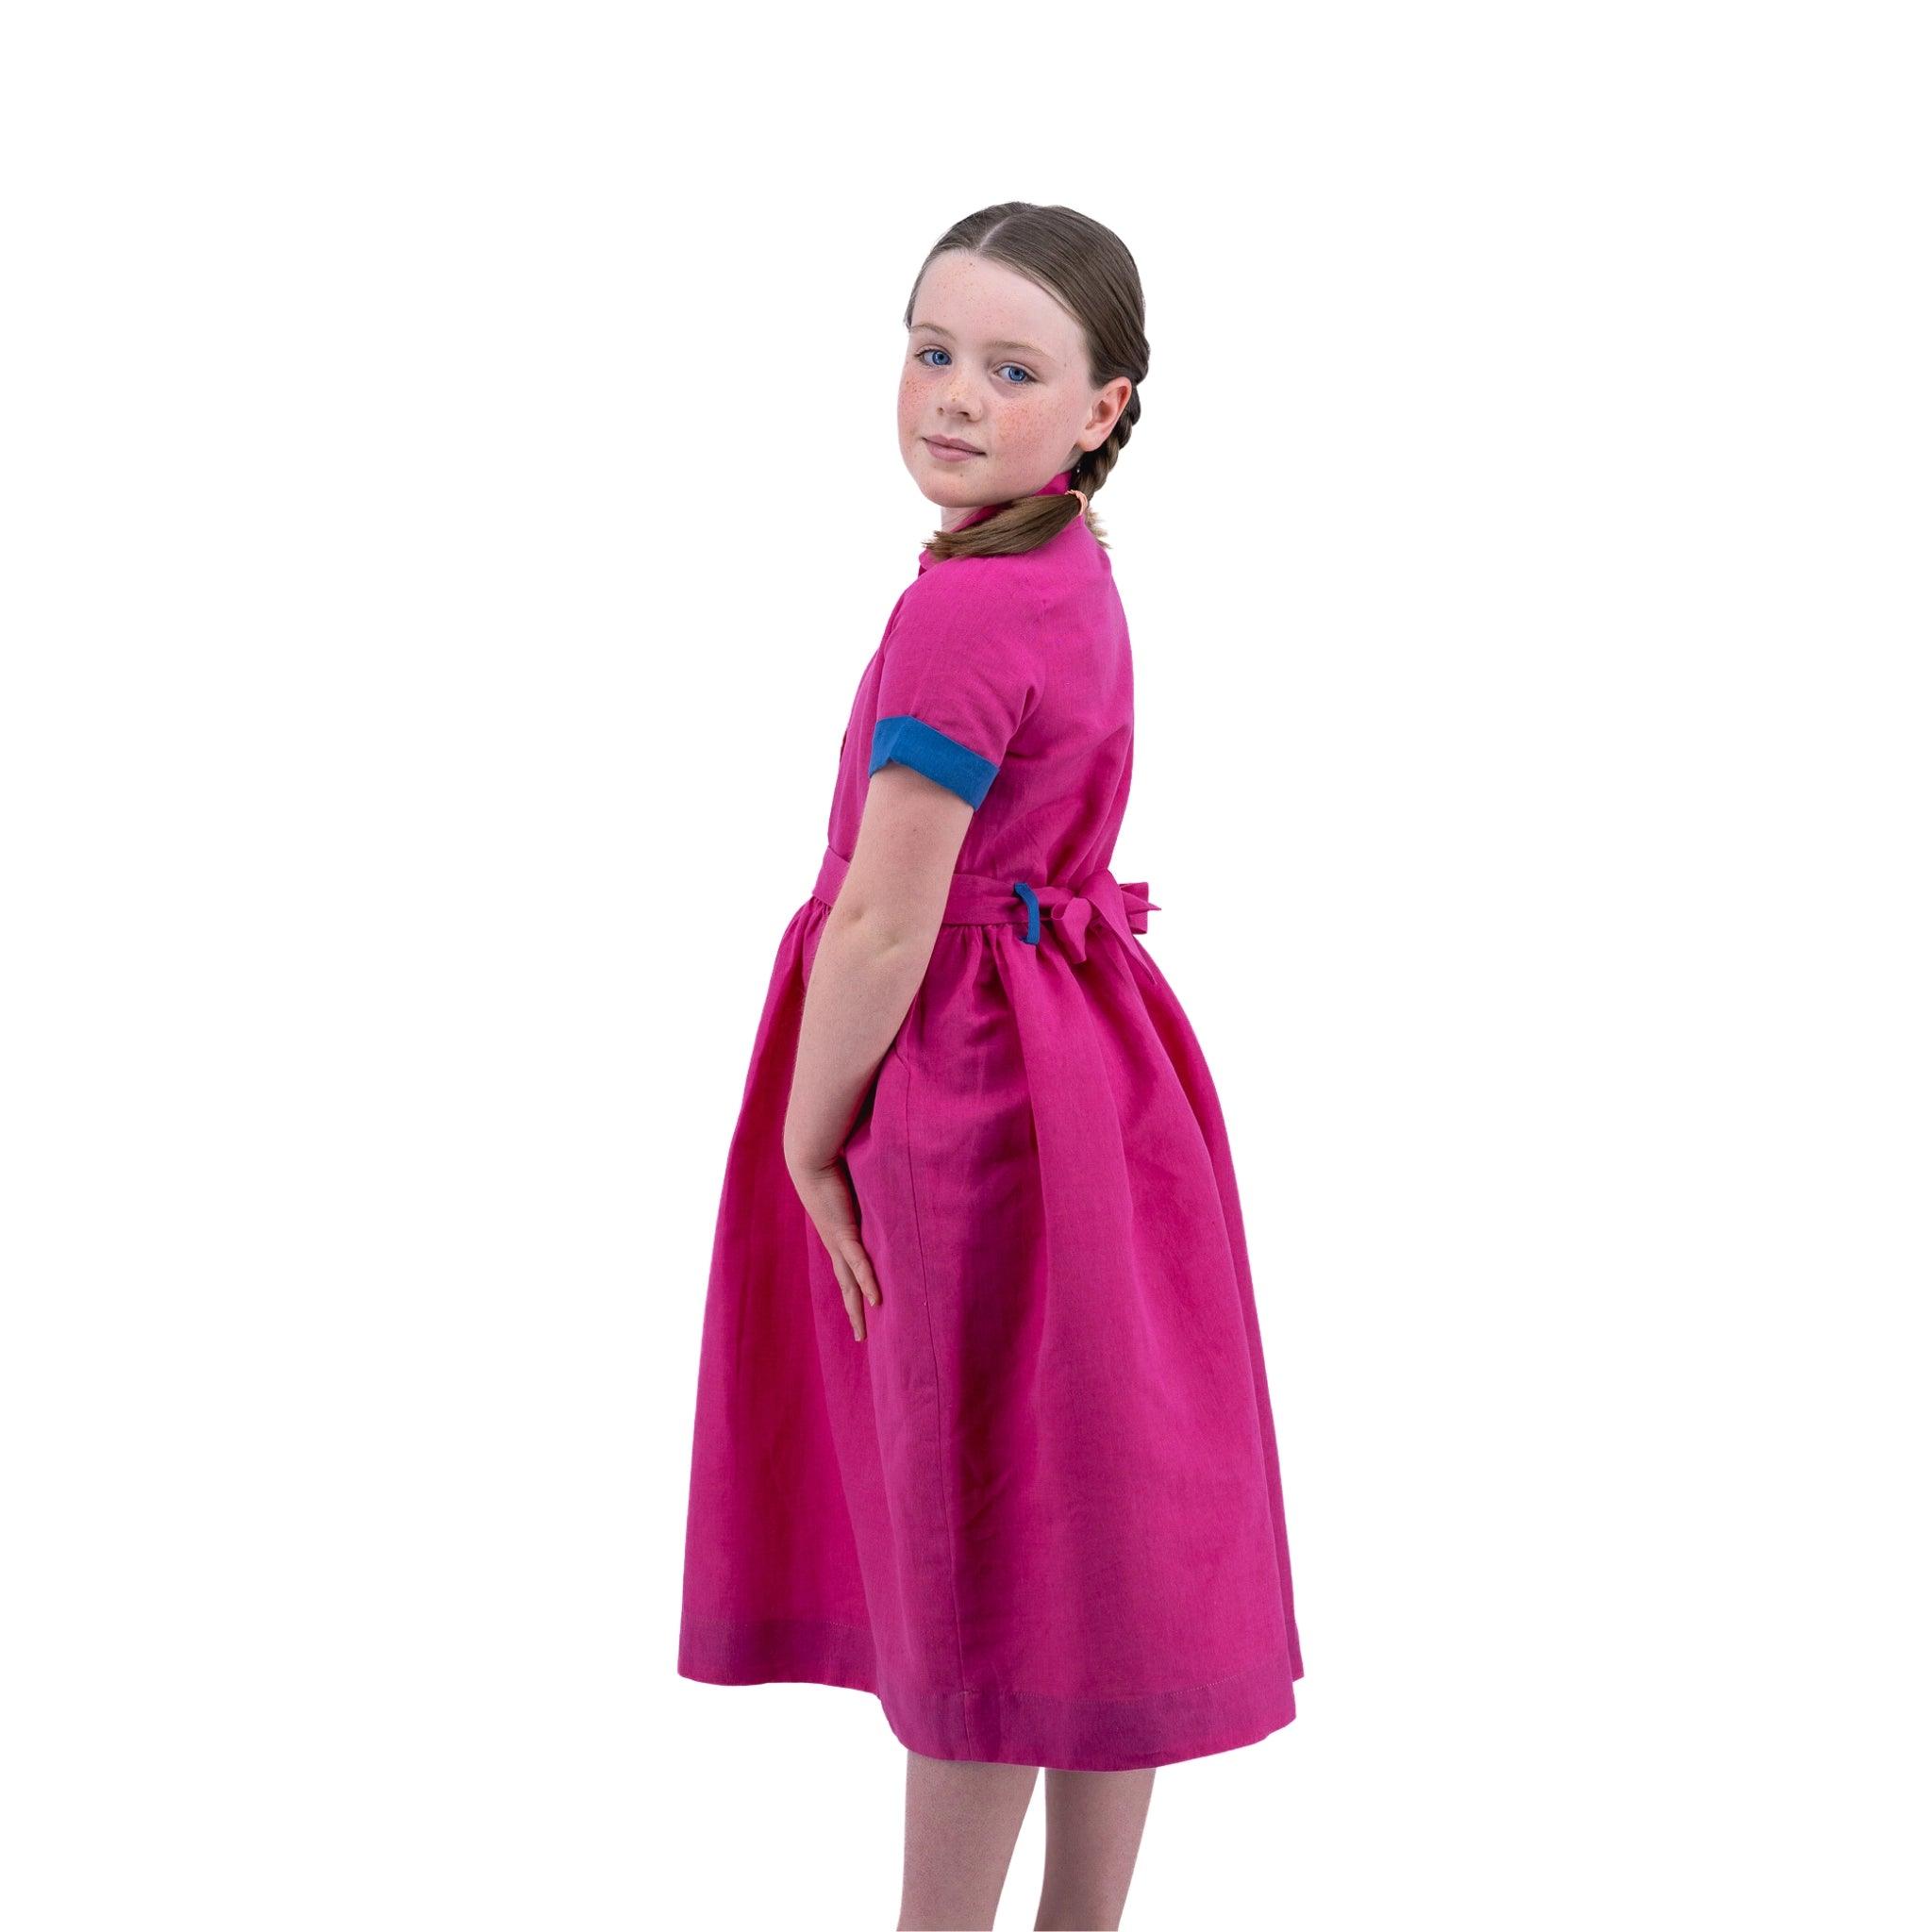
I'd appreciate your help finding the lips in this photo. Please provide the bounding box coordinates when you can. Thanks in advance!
[926,437,982,455]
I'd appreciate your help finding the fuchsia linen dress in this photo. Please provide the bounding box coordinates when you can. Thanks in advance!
[677,469,1304,1772]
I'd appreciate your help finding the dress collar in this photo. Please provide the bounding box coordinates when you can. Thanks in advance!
[918,469,1075,573]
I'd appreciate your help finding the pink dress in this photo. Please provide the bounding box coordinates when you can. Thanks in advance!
[677,468,1305,1771]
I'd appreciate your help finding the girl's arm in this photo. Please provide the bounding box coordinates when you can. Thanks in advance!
[782,763,970,1338]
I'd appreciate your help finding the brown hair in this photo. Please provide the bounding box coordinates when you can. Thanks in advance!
[908,204,1148,564]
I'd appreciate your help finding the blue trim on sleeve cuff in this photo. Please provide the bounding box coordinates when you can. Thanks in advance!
[868,715,998,808]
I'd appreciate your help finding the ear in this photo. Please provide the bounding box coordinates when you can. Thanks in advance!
[1090,375,1133,439]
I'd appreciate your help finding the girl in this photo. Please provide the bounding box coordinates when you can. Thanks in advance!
[678,204,1305,1931]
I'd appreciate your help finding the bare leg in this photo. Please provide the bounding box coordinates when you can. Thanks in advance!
[898,1749,1040,1931]
[1033,1767,1157,1930]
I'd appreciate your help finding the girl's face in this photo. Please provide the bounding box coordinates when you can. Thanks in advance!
[899,251,1128,530]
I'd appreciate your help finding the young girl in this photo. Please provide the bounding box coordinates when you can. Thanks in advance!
[678,204,1304,1930]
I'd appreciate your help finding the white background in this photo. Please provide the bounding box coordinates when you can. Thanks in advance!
[4,5,1926,1927]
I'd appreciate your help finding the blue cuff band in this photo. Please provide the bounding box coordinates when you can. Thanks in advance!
[868,715,998,808]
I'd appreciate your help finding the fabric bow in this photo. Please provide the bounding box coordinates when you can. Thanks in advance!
[1044,873,1160,965]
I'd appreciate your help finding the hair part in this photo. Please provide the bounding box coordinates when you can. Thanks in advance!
[908,204,1148,564]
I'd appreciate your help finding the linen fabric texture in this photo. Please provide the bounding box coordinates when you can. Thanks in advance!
[677,468,1305,1771]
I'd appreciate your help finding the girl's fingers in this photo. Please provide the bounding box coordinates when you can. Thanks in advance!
[829,1253,867,1341]
[798,1162,883,1323]
[808,1196,866,1338]
[841,1235,881,1307]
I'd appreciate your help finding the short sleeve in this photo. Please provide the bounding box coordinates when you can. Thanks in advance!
[868,564,1045,809]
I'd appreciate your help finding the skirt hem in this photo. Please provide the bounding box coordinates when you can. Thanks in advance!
[679,1613,1302,1773]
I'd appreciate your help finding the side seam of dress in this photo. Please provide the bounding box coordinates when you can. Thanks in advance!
[899,1040,976,1759]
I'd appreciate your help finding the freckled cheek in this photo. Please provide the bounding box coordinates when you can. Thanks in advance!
[989,392,1051,445]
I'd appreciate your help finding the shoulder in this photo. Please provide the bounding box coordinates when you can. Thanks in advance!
[891,554,1055,671]
[899,548,1044,626]
[874,549,1054,723]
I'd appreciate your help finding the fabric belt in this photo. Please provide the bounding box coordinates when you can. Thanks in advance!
[812,844,1158,965]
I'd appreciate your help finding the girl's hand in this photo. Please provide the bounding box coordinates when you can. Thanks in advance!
[786,1151,882,1341]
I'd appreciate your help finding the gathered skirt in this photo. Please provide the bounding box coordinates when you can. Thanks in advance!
[677,857,1305,1771]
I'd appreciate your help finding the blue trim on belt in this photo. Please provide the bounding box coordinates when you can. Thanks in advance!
[1012,879,1041,943]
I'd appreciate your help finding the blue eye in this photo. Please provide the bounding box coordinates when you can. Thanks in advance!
[914,346,1034,386]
